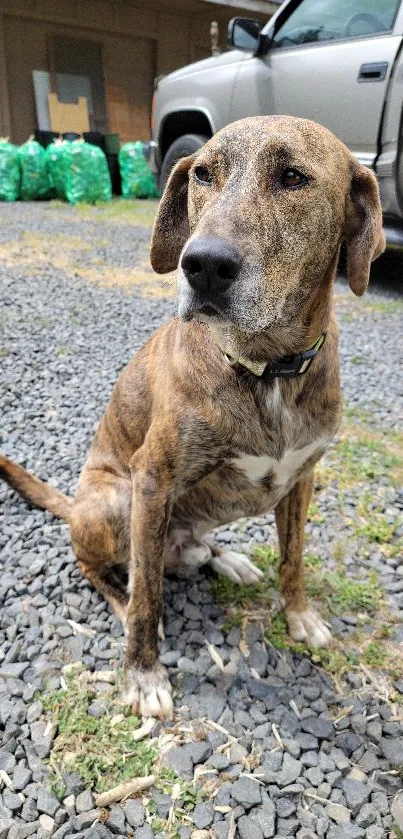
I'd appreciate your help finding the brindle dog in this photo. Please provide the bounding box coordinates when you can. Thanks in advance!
[1,116,385,720]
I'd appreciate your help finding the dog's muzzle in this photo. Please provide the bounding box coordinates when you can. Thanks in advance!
[179,236,242,318]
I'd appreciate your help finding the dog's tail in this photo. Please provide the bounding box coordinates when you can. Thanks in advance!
[0,454,73,522]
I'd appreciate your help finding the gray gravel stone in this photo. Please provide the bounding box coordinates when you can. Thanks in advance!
[73,809,100,830]
[250,801,276,838]
[106,805,126,834]
[8,822,40,839]
[300,717,335,740]
[0,819,16,839]
[163,745,193,777]
[238,815,264,839]
[75,790,94,814]
[187,741,212,764]
[21,799,39,822]
[125,799,145,829]
[381,737,403,765]
[192,802,214,828]
[342,779,370,816]
[356,802,377,827]
[134,827,154,839]
[392,792,403,832]
[0,751,16,772]
[232,777,262,808]
[13,765,33,791]
[36,788,60,817]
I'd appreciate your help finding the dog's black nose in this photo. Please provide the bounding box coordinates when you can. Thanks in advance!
[181,236,242,295]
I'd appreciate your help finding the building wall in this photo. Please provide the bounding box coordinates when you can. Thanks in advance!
[0,0,270,143]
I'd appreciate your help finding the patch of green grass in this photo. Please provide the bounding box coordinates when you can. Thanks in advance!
[306,569,382,616]
[253,545,278,569]
[362,641,388,668]
[311,647,357,675]
[222,611,243,633]
[336,438,401,481]
[0,348,7,357]
[266,613,288,649]
[74,197,159,227]
[151,768,203,834]
[355,513,399,544]
[351,356,365,364]
[304,554,324,570]
[155,768,202,810]
[332,540,347,566]
[320,433,403,489]
[210,573,266,608]
[343,403,373,426]
[41,679,156,794]
[365,298,403,314]
[307,501,325,523]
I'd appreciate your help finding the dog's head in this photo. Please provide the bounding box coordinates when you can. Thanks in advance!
[151,116,385,337]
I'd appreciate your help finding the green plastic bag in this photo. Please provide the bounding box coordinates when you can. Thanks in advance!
[0,139,20,201]
[18,138,50,200]
[119,141,159,199]
[45,140,112,204]
[45,139,71,200]
[65,141,112,204]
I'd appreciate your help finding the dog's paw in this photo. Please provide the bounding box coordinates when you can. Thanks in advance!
[286,607,332,648]
[123,663,173,720]
[212,551,264,584]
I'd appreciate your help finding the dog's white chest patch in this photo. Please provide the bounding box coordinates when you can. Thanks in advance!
[234,438,328,485]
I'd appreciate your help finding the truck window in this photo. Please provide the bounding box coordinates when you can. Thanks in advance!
[272,0,400,48]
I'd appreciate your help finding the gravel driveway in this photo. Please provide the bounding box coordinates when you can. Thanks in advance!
[1,201,402,839]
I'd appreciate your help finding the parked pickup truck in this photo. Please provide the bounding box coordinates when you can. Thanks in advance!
[150,0,403,243]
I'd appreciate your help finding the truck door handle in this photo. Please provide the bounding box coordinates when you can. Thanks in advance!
[358,62,388,82]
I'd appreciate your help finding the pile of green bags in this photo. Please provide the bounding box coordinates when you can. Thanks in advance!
[46,139,112,204]
[119,141,159,198]
[0,135,159,203]
[0,139,20,201]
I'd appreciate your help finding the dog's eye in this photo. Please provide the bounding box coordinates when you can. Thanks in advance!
[194,166,212,185]
[280,168,308,190]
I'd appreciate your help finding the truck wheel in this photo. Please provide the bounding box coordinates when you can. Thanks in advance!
[159,134,209,191]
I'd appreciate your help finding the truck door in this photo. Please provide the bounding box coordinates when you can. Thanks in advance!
[231,0,402,169]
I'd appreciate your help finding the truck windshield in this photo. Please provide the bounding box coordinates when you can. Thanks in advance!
[272,0,400,48]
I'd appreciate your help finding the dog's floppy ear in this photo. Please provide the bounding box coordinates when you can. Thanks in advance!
[150,154,196,273]
[344,162,385,296]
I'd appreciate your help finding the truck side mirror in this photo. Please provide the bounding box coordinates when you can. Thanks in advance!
[228,17,263,52]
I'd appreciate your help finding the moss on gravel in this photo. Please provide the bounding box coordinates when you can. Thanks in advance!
[41,678,156,796]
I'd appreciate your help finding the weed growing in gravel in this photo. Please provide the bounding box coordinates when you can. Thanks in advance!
[311,647,355,675]
[353,495,403,548]
[307,500,325,523]
[362,641,388,668]
[222,611,243,633]
[266,613,289,649]
[306,568,381,615]
[41,679,156,795]
[149,769,204,837]
[155,768,201,809]
[321,437,402,486]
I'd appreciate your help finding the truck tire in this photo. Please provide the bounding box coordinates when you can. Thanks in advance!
[159,134,209,191]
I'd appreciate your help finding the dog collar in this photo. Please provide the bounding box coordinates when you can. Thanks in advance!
[223,333,326,378]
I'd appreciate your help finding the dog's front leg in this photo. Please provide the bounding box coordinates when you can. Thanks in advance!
[275,473,332,649]
[123,444,174,720]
